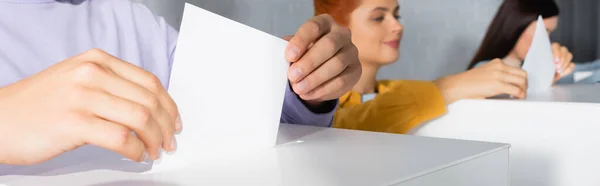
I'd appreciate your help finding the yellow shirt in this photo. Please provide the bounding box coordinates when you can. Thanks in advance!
[333,80,447,134]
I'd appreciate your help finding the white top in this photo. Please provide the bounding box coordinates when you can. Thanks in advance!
[3,124,508,186]
[412,84,600,186]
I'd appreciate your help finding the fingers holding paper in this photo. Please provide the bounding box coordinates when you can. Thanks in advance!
[485,59,528,98]
[435,59,528,103]
[89,50,181,152]
[285,14,362,102]
[0,49,179,165]
[551,43,576,83]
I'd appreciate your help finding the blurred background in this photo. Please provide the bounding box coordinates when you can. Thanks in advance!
[136,0,600,81]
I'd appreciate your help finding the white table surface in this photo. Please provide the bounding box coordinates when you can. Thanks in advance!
[412,84,600,186]
[2,124,509,186]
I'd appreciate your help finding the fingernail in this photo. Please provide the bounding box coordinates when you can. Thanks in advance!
[170,137,177,151]
[555,57,560,63]
[289,67,302,82]
[295,81,307,93]
[175,114,182,132]
[286,46,299,61]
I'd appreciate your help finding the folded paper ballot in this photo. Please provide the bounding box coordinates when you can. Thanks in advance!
[151,3,290,173]
[521,16,556,93]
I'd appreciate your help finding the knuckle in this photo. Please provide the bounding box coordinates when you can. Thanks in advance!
[111,127,131,149]
[306,20,323,34]
[495,61,506,68]
[131,105,152,129]
[86,48,106,55]
[490,59,503,68]
[145,94,161,112]
[84,48,109,59]
[332,57,347,71]
[72,62,105,80]
[323,36,338,51]
[144,74,164,92]
[332,76,347,90]
[70,63,107,88]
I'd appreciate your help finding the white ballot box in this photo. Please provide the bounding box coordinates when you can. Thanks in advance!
[412,84,600,186]
[3,124,509,186]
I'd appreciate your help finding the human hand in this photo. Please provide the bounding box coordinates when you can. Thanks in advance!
[284,14,361,106]
[434,59,528,104]
[551,43,575,84]
[0,49,180,165]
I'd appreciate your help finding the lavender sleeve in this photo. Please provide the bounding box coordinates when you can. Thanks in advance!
[162,22,336,127]
[280,84,337,127]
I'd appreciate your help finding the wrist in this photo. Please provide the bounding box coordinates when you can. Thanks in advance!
[434,75,460,104]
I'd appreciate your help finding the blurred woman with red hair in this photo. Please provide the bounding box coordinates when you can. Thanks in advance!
[316,0,543,134]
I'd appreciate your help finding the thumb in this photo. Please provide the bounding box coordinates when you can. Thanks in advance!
[282,35,294,42]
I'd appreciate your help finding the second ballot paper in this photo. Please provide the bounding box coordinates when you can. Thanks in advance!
[521,15,556,93]
[150,3,289,173]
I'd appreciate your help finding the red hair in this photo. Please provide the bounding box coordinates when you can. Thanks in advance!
[313,0,361,26]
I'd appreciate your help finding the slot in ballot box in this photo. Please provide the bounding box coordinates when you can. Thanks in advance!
[412,84,600,186]
[3,124,509,186]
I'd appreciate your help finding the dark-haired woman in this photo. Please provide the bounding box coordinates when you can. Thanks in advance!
[469,0,575,84]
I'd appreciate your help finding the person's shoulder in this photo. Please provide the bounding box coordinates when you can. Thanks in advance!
[87,0,174,39]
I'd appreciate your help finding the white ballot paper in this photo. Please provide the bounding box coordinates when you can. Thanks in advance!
[151,3,289,173]
[521,16,556,93]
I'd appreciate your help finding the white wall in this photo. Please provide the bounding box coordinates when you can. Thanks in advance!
[140,0,501,81]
